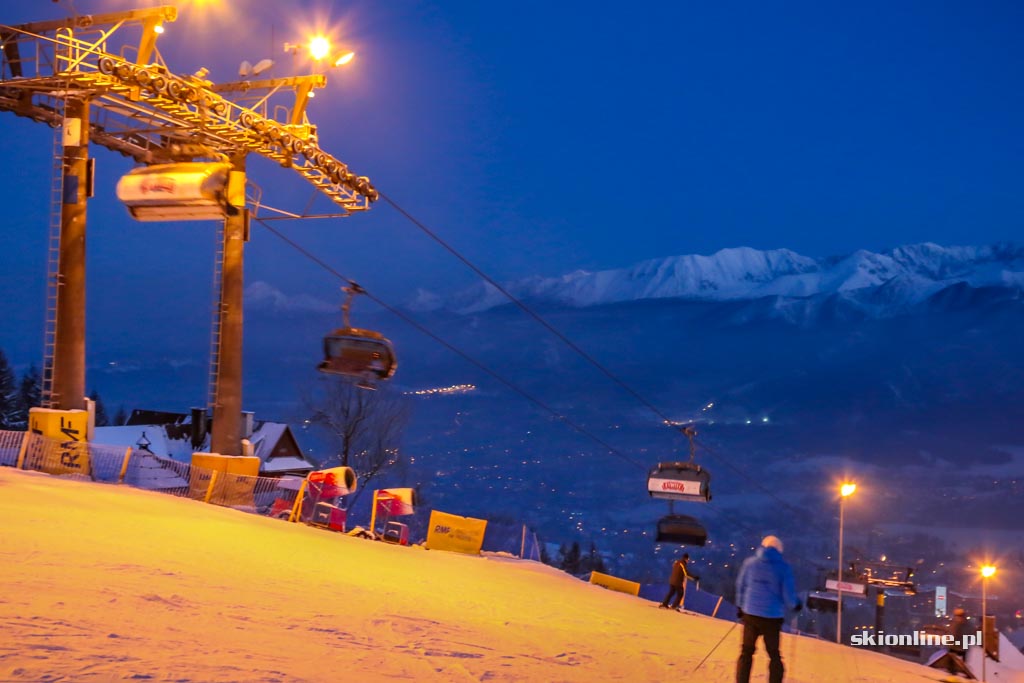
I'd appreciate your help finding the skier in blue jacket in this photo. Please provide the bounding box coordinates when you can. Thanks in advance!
[734,535,802,683]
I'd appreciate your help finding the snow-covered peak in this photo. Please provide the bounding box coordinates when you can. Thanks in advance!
[422,243,1024,314]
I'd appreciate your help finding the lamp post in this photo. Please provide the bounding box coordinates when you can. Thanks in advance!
[837,482,857,644]
[981,564,996,682]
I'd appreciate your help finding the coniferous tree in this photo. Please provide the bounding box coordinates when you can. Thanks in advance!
[15,364,42,428]
[582,541,606,574]
[560,541,582,575]
[0,350,18,429]
[112,405,127,427]
[89,389,109,427]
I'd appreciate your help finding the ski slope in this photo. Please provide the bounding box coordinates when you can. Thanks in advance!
[0,467,969,682]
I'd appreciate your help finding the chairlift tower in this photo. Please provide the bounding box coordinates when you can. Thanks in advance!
[0,5,378,454]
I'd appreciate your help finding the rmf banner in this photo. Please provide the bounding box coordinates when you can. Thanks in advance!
[424,510,487,555]
[26,408,92,477]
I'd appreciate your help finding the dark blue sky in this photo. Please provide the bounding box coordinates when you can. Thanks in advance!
[1,0,1022,358]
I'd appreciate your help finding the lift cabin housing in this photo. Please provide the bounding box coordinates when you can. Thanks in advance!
[116,162,246,221]
[647,461,712,503]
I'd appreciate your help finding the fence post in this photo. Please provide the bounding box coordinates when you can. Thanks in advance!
[117,447,132,483]
[15,431,30,470]
[203,469,219,504]
[287,479,307,523]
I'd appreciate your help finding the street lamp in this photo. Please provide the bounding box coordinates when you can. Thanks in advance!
[981,564,996,682]
[837,482,857,644]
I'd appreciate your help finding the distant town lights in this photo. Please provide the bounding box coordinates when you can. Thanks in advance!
[404,384,476,396]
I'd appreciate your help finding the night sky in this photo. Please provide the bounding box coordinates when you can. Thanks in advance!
[1,0,1022,359]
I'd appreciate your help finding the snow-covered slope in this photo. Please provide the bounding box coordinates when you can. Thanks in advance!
[430,243,1024,315]
[0,466,976,682]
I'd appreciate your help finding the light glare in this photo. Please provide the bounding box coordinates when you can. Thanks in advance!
[309,36,330,61]
[840,483,857,497]
[334,51,355,66]
[981,565,996,578]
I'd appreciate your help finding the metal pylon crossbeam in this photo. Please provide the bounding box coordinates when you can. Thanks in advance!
[0,11,376,214]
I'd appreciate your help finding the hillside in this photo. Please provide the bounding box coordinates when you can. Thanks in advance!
[0,466,963,682]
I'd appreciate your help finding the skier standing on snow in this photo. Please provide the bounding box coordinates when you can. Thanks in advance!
[660,552,698,611]
[735,535,802,683]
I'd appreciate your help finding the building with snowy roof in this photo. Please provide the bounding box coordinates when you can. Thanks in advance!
[94,408,316,477]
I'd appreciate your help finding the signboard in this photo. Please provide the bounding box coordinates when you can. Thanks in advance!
[647,477,703,497]
[935,586,947,617]
[424,510,487,555]
[589,571,640,596]
[26,408,92,477]
[825,579,867,596]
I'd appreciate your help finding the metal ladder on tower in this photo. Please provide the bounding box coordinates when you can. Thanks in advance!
[41,96,66,410]
[206,222,226,413]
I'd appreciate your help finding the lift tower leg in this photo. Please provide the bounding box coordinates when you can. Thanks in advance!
[53,97,90,411]
[211,154,247,456]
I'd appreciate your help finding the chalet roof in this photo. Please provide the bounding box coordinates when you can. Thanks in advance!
[94,415,316,476]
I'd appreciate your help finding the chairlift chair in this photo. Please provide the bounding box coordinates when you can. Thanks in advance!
[318,284,397,388]
[655,514,708,546]
[649,427,711,546]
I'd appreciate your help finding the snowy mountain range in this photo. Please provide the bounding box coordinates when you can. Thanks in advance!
[409,242,1024,317]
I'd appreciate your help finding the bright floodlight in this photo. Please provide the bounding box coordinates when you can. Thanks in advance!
[981,565,997,578]
[153,24,165,34]
[841,483,857,497]
[309,35,331,61]
[334,51,355,66]
[252,58,274,75]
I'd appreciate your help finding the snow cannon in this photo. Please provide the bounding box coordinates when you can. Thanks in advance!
[306,466,358,498]
[375,488,416,516]
[647,462,711,503]
[369,488,417,545]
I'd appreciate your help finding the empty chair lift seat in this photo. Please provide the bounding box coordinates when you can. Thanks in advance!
[656,514,708,546]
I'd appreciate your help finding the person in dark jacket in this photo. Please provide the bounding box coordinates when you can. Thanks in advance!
[659,553,698,610]
[947,608,969,672]
[735,535,802,683]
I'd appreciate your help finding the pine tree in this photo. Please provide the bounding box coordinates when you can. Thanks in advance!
[112,405,127,426]
[0,350,18,429]
[560,541,582,575]
[15,364,42,429]
[89,389,109,427]
[583,541,606,574]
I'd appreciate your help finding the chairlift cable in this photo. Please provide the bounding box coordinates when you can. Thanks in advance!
[254,217,647,471]
[377,192,830,534]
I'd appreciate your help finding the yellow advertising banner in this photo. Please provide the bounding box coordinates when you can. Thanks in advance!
[189,452,260,506]
[589,571,641,596]
[424,510,488,555]
[26,408,92,477]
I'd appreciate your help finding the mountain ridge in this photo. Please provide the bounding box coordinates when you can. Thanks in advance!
[404,242,1024,316]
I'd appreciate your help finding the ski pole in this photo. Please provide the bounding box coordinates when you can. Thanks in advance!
[692,620,739,674]
[788,615,799,675]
